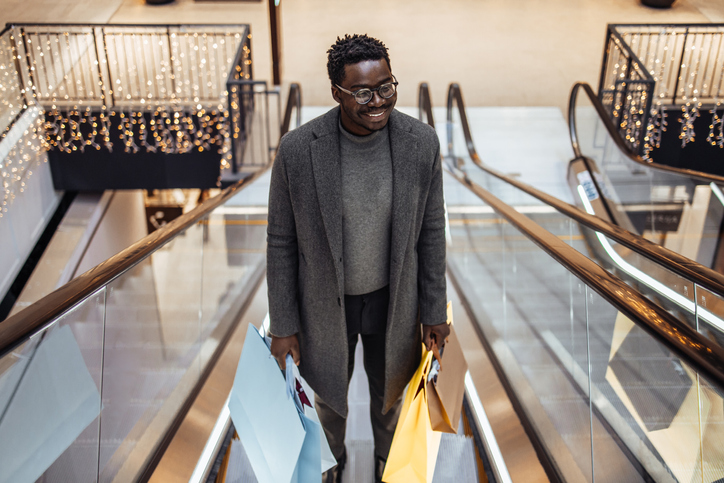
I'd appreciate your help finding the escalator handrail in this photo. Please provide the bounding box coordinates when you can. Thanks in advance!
[0,84,301,360]
[569,81,724,185]
[0,173,265,359]
[422,81,724,391]
[280,83,301,137]
[445,82,724,299]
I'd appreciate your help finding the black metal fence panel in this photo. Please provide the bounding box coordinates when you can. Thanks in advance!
[600,24,724,158]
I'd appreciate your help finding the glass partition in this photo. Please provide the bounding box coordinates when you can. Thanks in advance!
[571,88,724,271]
[446,199,724,482]
[0,289,105,483]
[446,98,724,374]
[0,183,268,483]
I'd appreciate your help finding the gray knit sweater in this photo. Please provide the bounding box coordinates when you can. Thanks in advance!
[339,122,393,295]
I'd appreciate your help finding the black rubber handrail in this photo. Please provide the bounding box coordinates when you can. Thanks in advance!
[569,81,724,185]
[0,172,264,358]
[0,84,302,359]
[444,82,724,298]
[280,83,301,137]
[421,82,724,390]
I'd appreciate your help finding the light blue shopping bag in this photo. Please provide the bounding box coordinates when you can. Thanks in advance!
[228,326,306,483]
[285,356,337,482]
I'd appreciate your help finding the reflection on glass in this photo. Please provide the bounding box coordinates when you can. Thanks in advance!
[200,200,267,368]
[99,222,204,482]
[696,285,724,362]
[594,234,698,330]
[447,208,595,481]
[0,289,105,483]
[698,375,724,482]
[446,195,724,481]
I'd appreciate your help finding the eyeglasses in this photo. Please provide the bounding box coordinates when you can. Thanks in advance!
[335,77,398,105]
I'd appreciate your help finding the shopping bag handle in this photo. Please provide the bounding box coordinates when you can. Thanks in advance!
[431,338,443,372]
[285,354,299,397]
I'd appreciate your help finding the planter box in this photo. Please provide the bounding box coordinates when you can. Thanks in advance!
[47,110,224,190]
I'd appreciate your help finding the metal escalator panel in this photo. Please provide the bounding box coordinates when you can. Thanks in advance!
[446,189,724,483]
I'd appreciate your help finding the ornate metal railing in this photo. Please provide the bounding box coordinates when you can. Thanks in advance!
[600,24,724,156]
[598,25,655,154]
[5,23,252,172]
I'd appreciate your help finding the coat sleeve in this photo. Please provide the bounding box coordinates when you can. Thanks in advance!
[417,141,448,326]
[266,144,302,337]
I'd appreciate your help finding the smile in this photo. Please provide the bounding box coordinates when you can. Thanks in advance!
[364,110,387,118]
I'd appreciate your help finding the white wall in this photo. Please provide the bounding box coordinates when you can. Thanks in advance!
[0,109,61,302]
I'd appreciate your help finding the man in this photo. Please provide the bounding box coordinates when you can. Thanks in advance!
[267,34,448,483]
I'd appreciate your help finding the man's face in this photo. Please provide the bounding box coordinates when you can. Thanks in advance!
[332,59,397,136]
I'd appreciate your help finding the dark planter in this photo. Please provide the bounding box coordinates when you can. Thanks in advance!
[145,0,175,5]
[641,0,676,8]
[46,110,224,191]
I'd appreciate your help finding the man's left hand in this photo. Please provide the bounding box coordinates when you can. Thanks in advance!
[422,322,451,351]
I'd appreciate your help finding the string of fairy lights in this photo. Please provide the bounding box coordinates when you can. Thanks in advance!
[0,113,47,218]
[0,25,251,218]
[605,26,724,159]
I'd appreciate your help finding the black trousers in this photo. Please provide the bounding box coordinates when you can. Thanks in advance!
[315,285,403,462]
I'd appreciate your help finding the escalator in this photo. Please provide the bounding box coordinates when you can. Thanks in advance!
[420,82,724,482]
[568,82,724,273]
[0,84,507,483]
[2,81,724,483]
[443,81,724,355]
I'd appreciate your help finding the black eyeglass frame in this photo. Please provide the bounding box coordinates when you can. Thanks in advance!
[335,76,398,105]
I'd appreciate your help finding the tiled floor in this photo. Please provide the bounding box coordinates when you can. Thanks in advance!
[1,0,722,113]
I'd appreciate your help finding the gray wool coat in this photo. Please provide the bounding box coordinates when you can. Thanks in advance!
[266,106,447,418]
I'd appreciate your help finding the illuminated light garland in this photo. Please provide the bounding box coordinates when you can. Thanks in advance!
[22,27,249,156]
[0,25,251,213]
[707,102,724,148]
[0,114,46,218]
[611,26,724,155]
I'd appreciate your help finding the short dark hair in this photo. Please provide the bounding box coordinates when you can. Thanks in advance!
[327,34,391,86]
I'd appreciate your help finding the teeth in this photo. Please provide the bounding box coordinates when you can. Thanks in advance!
[367,112,384,117]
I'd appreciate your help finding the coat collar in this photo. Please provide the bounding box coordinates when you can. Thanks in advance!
[310,107,419,297]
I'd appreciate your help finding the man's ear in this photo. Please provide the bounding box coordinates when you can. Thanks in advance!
[331,85,342,104]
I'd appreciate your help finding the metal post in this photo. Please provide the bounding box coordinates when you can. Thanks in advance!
[671,27,689,105]
[267,0,281,85]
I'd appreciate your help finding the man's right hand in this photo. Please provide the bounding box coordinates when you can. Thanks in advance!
[270,333,301,370]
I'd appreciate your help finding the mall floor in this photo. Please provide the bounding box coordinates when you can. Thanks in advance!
[0,0,722,113]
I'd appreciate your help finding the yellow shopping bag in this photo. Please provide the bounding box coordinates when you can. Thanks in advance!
[382,345,442,483]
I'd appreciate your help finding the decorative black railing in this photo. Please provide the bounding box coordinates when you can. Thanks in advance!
[3,23,256,178]
[600,24,724,157]
[598,25,655,155]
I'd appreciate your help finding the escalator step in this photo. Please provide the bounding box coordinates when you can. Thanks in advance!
[221,429,480,482]
[433,433,479,483]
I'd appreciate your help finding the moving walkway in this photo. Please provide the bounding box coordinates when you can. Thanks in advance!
[2,83,724,483]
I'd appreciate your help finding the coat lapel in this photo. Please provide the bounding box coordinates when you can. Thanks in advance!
[388,111,418,298]
[310,109,344,289]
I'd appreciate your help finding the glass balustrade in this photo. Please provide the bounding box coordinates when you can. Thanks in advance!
[446,200,724,483]
[0,189,267,483]
[572,89,724,271]
[447,101,724,363]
